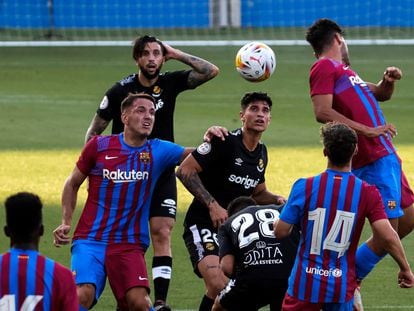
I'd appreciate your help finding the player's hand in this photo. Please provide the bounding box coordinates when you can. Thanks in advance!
[208,201,228,228]
[53,224,71,247]
[383,67,402,83]
[204,126,229,142]
[163,43,179,61]
[365,124,397,139]
[398,269,414,288]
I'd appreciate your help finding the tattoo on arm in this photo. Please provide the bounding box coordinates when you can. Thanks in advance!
[181,55,218,88]
[177,169,215,207]
[85,115,110,143]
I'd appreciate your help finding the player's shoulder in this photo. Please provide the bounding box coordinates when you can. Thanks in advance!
[115,74,138,87]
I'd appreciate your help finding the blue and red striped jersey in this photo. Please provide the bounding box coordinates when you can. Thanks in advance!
[280,169,387,303]
[0,248,77,311]
[73,134,184,249]
[309,58,396,169]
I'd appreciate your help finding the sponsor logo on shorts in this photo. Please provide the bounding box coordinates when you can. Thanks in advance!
[161,199,177,215]
[305,266,342,278]
[138,276,148,281]
[205,242,215,251]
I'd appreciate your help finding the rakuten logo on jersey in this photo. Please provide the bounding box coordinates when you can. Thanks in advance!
[228,174,259,189]
[103,169,149,183]
[349,75,367,87]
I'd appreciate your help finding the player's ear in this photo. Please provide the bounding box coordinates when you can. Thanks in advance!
[39,224,44,237]
[240,111,245,122]
[121,112,129,125]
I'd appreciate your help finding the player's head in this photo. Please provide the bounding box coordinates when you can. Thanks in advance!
[121,93,156,137]
[133,35,167,80]
[227,196,257,217]
[240,92,272,133]
[321,122,358,167]
[306,18,349,65]
[4,192,44,246]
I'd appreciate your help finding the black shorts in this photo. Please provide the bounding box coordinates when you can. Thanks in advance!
[149,168,177,219]
[218,278,288,311]
[182,221,219,277]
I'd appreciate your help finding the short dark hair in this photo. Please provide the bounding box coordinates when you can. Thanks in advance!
[306,18,344,56]
[240,92,272,110]
[321,122,357,166]
[121,93,156,113]
[132,35,166,60]
[4,192,43,243]
[227,196,257,217]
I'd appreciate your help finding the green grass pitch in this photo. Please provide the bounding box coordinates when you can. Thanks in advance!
[0,45,414,310]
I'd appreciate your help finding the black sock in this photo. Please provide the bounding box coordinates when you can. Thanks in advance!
[199,295,214,311]
[152,256,172,302]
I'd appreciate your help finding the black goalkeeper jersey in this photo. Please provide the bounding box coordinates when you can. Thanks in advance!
[184,128,268,227]
[218,204,299,280]
[96,70,191,141]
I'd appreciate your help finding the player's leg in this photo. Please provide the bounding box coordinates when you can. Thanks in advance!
[183,222,227,311]
[395,171,414,239]
[149,169,177,309]
[198,255,228,311]
[354,154,403,280]
[71,240,107,310]
[214,278,258,311]
[106,243,153,311]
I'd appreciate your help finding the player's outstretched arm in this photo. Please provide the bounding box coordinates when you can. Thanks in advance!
[53,166,86,247]
[163,43,219,88]
[84,113,110,143]
[371,219,414,288]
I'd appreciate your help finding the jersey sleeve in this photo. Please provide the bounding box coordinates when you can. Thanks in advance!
[96,82,125,121]
[157,139,185,167]
[52,263,78,311]
[192,137,223,171]
[279,178,307,225]
[363,184,388,224]
[309,59,336,97]
[76,136,98,175]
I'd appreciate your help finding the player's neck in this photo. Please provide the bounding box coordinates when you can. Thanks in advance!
[241,129,261,151]
[123,131,148,147]
[138,72,158,87]
[327,162,352,172]
[319,50,342,63]
[11,242,38,251]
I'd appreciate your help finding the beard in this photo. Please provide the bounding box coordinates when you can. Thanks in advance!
[140,66,161,80]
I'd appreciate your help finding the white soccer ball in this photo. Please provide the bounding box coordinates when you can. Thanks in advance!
[235,42,276,82]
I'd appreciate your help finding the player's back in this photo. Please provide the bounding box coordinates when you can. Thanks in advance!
[0,249,77,311]
[220,205,299,280]
[282,169,386,303]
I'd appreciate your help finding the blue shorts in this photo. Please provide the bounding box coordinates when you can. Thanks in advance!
[71,240,108,304]
[353,153,403,219]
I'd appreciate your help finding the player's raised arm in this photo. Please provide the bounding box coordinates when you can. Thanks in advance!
[163,43,219,88]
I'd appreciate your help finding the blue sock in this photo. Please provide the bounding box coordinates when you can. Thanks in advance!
[355,242,385,281]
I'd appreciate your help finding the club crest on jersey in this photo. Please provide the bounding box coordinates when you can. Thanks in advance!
[387,200,397,209]
[139,152,150,163]
[234,158,243,166]
[257,159,264,172]
[152,86,161,97]
[197,142,211,155]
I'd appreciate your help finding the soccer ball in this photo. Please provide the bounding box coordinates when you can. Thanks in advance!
[235,42,276,82]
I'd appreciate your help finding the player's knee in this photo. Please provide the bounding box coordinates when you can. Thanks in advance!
[150,219,174,242]
[126,296,152,311]
[206,277,227,297]
[77,284,95,309]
